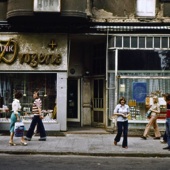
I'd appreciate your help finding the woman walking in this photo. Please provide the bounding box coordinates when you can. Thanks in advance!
[25,90,46,141]
[9,91,27,146]
[141,96,161,140]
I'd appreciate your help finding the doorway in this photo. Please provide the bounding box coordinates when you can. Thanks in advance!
[92,78,105,127]
[67,79,80,126]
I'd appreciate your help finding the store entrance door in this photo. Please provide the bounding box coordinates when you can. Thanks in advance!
[67,79,80,126]
[92,78,105,127]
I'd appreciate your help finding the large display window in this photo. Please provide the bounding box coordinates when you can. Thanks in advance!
[107,49,170,121]
[0,73,57,121]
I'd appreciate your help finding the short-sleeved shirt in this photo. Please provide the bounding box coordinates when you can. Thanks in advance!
[12,99,21,114]
[32,98,42,115]
[114,104,130,122]
[150,103,160,116]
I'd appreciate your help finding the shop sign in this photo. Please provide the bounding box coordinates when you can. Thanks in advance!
[0,38,62,68]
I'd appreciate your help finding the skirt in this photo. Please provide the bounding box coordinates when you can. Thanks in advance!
[9,112,20,133]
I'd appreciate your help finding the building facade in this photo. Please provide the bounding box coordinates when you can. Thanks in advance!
[0,0,170,131]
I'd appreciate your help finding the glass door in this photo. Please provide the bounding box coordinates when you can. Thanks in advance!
[67,79,80,122]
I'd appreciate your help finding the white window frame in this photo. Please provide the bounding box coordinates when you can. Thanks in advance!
[136,0,156,17]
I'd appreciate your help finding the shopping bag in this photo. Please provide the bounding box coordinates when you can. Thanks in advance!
[14,122,24,137]
[146,110,152,118]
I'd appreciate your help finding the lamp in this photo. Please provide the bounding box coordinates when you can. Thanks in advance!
[44,75,47,97]
[23,79,26,96]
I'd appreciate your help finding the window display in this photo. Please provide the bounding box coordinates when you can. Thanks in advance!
[0,73,57,122]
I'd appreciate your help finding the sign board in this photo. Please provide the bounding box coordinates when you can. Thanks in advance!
[132,82,147,102]
[34,0,60,12]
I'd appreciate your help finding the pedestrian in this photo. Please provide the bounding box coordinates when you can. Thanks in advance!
[9,91,27,146]
[141,96,161,140]
[25,90,46,141]
[113,97,130,149]
[163,94,170,150]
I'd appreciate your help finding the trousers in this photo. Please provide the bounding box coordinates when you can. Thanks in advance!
[166,118,170,147]
[114,121,128,147]
[26,115,46,139]
[143,115,161,137]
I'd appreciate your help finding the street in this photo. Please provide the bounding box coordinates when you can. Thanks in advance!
[0,154,170,170]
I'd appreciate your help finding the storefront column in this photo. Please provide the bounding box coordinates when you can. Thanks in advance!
[57,72,67,131]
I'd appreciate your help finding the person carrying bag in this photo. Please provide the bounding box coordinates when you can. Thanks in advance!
[9,91,27,146]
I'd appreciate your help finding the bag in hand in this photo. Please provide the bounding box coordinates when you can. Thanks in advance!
[14,122,24,137]
[146,110,152,118]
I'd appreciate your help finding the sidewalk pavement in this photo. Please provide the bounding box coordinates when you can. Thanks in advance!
[0,134,170,157]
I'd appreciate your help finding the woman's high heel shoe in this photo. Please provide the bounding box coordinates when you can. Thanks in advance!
[9,141,16,146]
[20,141,27,146]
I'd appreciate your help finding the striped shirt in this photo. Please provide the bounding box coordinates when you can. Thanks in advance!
[32,98,42,115]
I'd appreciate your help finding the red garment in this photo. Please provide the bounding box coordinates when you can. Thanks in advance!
[166,102,170,118]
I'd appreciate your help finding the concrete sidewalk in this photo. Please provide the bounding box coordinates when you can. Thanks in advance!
[0,134,170,157]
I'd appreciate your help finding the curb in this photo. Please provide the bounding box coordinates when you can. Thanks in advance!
[0,150,170,157]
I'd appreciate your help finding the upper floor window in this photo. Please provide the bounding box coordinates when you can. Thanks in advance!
[136,0,155,17]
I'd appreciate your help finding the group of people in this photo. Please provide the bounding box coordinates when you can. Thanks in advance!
[113,94,170,150]
[9,90,46,146]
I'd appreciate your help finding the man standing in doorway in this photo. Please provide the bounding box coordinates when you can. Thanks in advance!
[25,90,46,141]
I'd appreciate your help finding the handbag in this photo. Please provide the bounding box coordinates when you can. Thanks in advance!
[14,122,25,137]
[146,110,152,118]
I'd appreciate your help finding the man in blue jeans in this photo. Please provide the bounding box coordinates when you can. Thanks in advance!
[25,91,46,141]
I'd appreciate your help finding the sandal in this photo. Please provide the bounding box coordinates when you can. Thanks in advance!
[9,141,16,146]
[20,141,27,146]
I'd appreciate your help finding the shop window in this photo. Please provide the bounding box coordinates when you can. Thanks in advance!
[139,37,145,48]
[136,0,156,17]
[146,37,153,48]
[123,37,130,48]
[118,50,165,70]
[111,35,170,49]
[154,37,160,48]
[0,73,57,120]
[162,37,168,48]
[131,37,137,48]
[116,37,122,47]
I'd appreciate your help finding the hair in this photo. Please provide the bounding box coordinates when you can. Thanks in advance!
[34,91,39,97]
[119,97,126,104]
[153,96,158,103]
[166,94,170,101]
[15,91,23,99]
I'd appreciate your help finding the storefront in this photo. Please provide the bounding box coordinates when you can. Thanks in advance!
[0,33,67,131]
[107,33,170,128]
